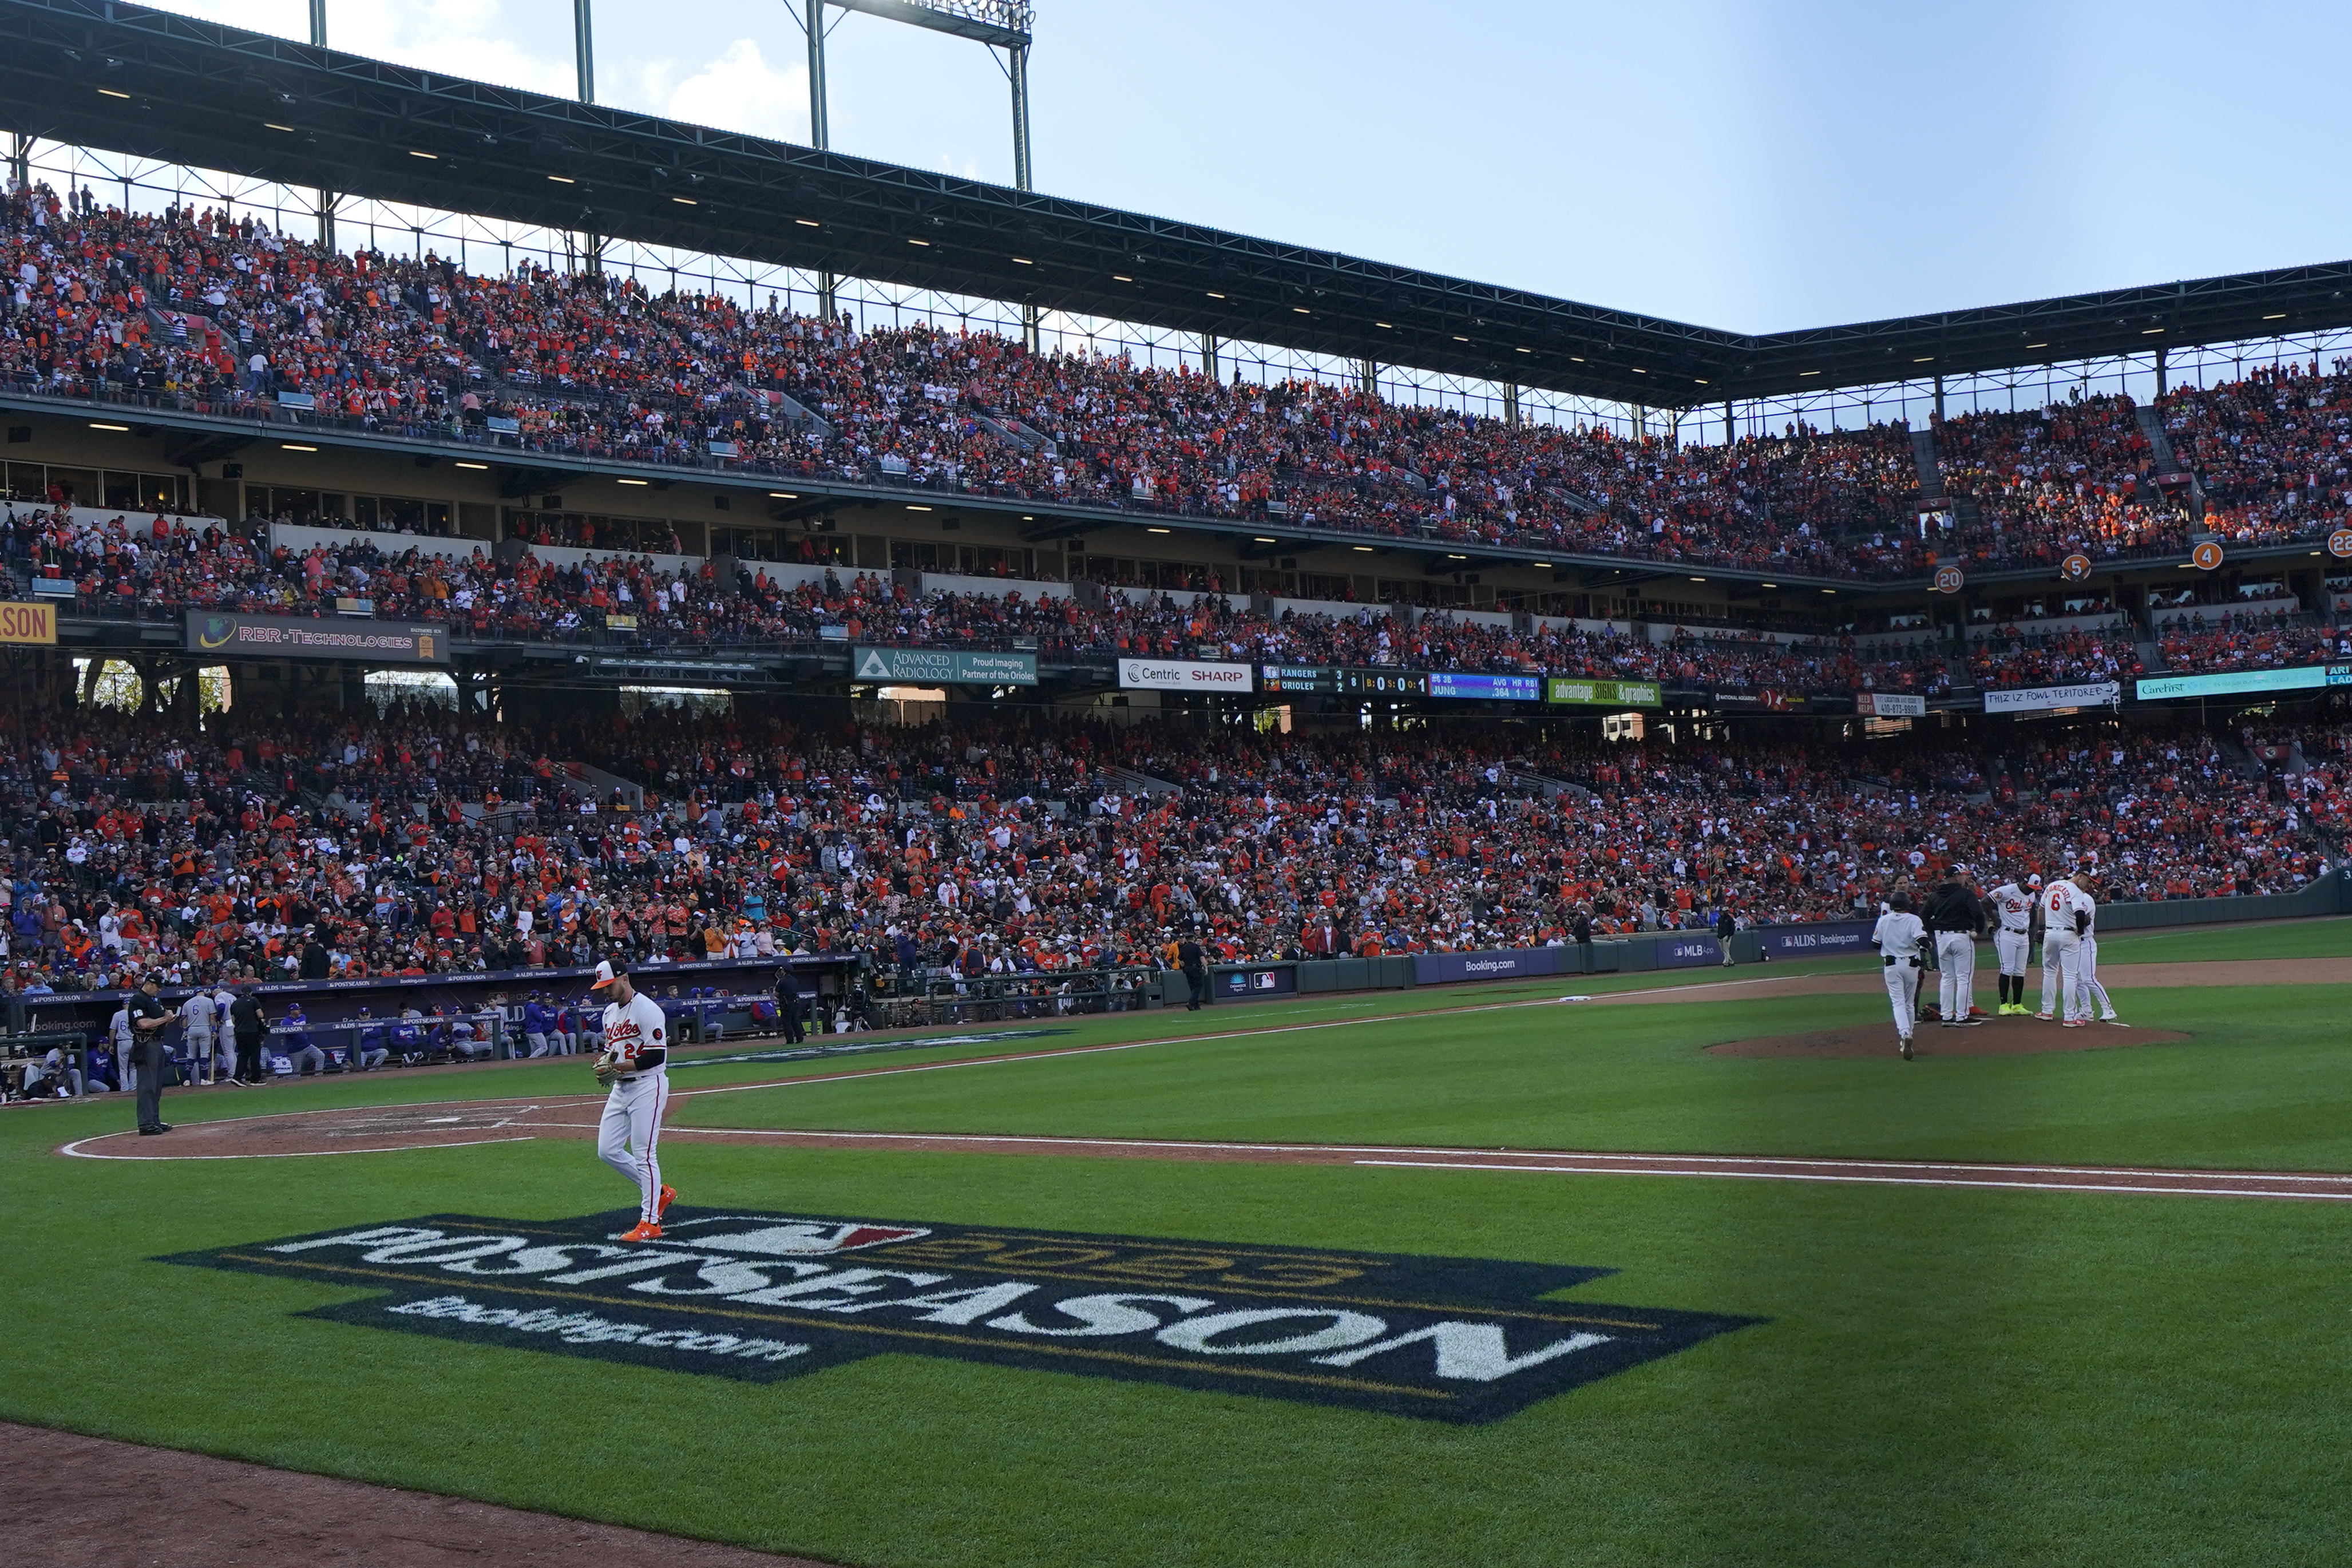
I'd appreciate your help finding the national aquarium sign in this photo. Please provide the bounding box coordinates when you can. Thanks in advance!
[165,1207,1756,1425]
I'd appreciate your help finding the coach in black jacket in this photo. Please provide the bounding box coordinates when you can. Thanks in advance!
[1921,873,1988,1027]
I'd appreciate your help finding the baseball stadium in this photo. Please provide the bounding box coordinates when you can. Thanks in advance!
[3,2,2351,1563]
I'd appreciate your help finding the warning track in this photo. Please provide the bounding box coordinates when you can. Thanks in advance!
[57,1099,2352,1202]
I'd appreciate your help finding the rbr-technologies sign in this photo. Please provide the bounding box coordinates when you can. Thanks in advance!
[164,1208,1755,1424]
[853,647,1039,686]
[186,612,450,663]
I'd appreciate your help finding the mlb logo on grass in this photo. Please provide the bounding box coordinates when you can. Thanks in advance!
[166,1207,1759,1425]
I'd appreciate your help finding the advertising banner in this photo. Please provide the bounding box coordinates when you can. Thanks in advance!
[854,647,1039,686]
[1545,677,1664,708]
[1426,671,1542,702]
[0,602,57,645]
[1654,934,1727,968]
[1981,680,2120,713]
[1118,658,1255,692]
[2135,666,2349,702]
[1855,691,1926,718]
[1217,965,1299,999]
[1757,921,1878,961]
[1412,947,1563,985]
[185,612,450,664]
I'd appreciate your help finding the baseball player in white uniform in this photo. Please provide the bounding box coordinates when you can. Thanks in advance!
[1985,874,2035,1015]
[590,960,677,1241]
[2036,874,2092,1025]
[2073,885,2125,1026]
[1872,891,1927,1059]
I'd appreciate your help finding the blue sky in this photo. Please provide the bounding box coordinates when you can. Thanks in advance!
[139,1,2352,331]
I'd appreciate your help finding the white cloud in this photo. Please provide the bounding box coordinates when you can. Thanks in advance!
[659,39,810,144]
[137,0,576,98]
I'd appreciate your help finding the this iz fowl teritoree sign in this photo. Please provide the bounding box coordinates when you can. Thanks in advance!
[185,612,450,664]
[165,1208,1757,1424]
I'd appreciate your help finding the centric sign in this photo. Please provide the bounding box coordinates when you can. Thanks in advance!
[2191,540,2225,571]
[1931,564,1965,594]
[2060,553,2093,583]
[2330,529,2352,560]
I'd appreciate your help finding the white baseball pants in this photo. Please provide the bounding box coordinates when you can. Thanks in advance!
[1993,928,2029,978]
[1883,958,1918,1040]
[597,1068,669,1222]
[2075,935,2116,1020]
[2041,932,2084,1021]
[1935,932,1975,1021]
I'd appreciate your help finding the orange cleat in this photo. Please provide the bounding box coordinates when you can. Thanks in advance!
[657,1183,677,1219]
[619,1220,664,1242]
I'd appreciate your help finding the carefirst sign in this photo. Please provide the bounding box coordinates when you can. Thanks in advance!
[165,1208,1754,1424]
[187,611,450,664]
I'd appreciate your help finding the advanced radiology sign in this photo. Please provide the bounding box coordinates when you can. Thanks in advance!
[165,1208,1757,1424]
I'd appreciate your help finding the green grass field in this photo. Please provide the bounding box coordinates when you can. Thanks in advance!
[7,918,2350,1566]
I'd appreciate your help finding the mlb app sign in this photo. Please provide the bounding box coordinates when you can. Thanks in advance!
[165,1208,1757,1424]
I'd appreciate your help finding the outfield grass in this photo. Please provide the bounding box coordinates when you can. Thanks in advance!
[7,939,2349,1566]
[670,980,2352,1173]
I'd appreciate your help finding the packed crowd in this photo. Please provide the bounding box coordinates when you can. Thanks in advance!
[0,697,2329,1005]
[11,181,2352,581]
[1965,625,2143,690]
[2156,617,2352,676]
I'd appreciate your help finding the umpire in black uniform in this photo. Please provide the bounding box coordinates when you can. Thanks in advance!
[773,965,808,1046]
[128,974,176,1135]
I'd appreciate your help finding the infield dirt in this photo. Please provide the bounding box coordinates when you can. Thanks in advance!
[0,1422,829,1568]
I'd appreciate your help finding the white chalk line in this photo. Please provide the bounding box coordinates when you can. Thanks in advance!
[1350,1159,2352,1201]
[57,1134,537,1162]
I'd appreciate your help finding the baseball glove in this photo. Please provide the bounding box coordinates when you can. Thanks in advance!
[592,1052,621,1088]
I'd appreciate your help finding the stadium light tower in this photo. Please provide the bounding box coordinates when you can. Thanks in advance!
[308,0,334,251]
[791,1,1037,345]
[573,0,602,274]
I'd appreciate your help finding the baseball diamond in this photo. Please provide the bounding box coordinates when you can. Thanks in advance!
[11,4,2352,1565]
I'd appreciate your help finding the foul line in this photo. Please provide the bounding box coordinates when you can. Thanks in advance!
[58,1134,537,1162]
[1350,1158,2352,1201]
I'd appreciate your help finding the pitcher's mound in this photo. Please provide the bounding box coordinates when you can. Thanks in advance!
[1708,1017,2189,1058]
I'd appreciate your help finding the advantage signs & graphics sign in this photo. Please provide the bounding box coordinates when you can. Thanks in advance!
[166,1207,1756,1424]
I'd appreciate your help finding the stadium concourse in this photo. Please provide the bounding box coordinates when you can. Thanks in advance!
[7,179,2352,583]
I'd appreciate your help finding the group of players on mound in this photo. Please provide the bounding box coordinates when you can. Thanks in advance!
[1870,869,2124,1059]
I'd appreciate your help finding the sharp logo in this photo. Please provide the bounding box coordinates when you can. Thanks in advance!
[164,1209,1759,1423]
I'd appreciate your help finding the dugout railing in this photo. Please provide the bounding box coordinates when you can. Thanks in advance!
[863,965,1157,1030]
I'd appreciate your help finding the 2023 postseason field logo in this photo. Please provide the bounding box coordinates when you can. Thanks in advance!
[164,1209,1758,1423]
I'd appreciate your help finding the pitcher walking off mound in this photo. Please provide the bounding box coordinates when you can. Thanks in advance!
[1872,892,1927,1059]
[591,959,676,1240]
